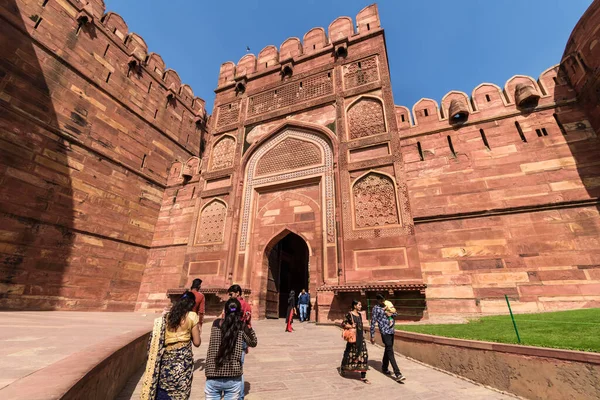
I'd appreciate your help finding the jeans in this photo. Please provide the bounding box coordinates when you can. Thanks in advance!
[205,377,243,400]
[381,333,401,375]
[299,304,308,321]
[240,341,247,399]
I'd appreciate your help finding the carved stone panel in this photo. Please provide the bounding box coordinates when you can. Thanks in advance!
[210,136,236,171]
[343,56,379,89]
[247,71,333,117]
[255,137,322,177]
[216,101,240,128]
[353,173,399,228]
[347,97,386,140]
[196,199,227,244]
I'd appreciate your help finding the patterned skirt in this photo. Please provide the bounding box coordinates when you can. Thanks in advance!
[157,342,194,400]
[341,338,369,372]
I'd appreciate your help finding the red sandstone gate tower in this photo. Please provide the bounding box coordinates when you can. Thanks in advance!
[184,5,426,322]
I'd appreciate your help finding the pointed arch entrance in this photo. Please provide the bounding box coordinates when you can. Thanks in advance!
[264,231,309,318]
[234,125,338,320]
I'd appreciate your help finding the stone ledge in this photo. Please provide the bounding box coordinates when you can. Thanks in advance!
[317,282,426,294]
[360,326,600,400]
[0,328,151,400]
[390,329,600,365]
[166,287,252,296]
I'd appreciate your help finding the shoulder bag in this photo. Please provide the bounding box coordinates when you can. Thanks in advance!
[342,313,357,343]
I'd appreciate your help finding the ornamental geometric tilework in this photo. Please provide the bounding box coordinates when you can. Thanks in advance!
[353,173,399,228]
[239,128,335,250]
[210,136,236,171]
[197,199,227,244]
[255,137,322,177]
[347,97,386,140]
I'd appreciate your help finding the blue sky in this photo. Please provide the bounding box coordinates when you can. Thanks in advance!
[104,0,592,113]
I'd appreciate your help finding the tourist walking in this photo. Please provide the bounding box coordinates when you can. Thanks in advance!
[140,291,201,400]
[370,294,406,382]
[340,300,370,383]
[190,278,205,324]
[227,285,251,400]
[298,289,310,322]
[285,290,296,332]
[205,298,258,400]
[227,285,252,327]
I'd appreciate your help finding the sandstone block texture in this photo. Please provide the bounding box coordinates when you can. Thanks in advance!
[0,0,206,311]
[2,0,600,320]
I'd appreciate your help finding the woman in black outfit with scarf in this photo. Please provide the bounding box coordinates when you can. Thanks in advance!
[340,300,370,383]
[285,290,296,332]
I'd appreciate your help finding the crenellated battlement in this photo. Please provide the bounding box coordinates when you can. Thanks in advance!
[3,0,600,321]
[395,65,576,135]
[45,1,207,122]
[4,0,209,166]
[216,4,381,88]
[95,7,206,117]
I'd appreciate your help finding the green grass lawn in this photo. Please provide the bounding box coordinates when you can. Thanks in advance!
[395,308,600,353]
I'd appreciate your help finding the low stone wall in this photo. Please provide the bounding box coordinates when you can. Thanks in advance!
[1,328,151,400]
[366,327,600,400]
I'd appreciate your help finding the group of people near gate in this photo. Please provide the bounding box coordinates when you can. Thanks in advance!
[140,279,404,400]
[141,279,256,400]
[284,288,311,332]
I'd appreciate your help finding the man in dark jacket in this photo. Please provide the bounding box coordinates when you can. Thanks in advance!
[298,289,310,322]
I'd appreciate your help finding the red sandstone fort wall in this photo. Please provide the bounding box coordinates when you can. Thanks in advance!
[561,1,600,133]
[1,0,599,319]
[0,0,206,310]
[397,15,600,315]
[135,5,426,318]
[134,2,600,320]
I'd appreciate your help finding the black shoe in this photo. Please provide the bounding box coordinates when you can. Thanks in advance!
[382,370,392,376]
[395,373,406,382]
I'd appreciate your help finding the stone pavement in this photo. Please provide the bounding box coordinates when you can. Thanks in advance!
[118,319,516,400]
[0,311,155,391]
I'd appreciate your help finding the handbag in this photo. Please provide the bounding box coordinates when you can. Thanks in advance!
[342,313,357,343]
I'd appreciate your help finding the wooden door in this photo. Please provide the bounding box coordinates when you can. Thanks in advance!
[265,244,280,318]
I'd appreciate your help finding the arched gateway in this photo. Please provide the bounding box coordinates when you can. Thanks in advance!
[235,127,336,319]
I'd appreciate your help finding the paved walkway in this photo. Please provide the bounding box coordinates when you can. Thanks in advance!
[118,320,515,400]
[0,311,154,391]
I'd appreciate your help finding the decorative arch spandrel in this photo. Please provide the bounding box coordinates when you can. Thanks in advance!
[254,136,323,177]
[238,128,335,251]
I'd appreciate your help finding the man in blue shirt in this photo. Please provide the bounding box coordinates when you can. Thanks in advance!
[370,294,406,382]
[298,289,310,322]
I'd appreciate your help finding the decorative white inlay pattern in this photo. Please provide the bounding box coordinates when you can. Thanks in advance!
[239,129,335,250]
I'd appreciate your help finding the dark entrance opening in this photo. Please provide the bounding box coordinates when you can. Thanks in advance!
[265,232,309,318]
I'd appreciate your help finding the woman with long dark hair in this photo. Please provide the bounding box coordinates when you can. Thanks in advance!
[340,300,370,384]
[205,298,258,399]
[141,291,201,400]
[285,290,296,332]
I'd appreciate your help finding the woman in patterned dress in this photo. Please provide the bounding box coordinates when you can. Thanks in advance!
[340,300,370,384]
[141,291,201,400]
